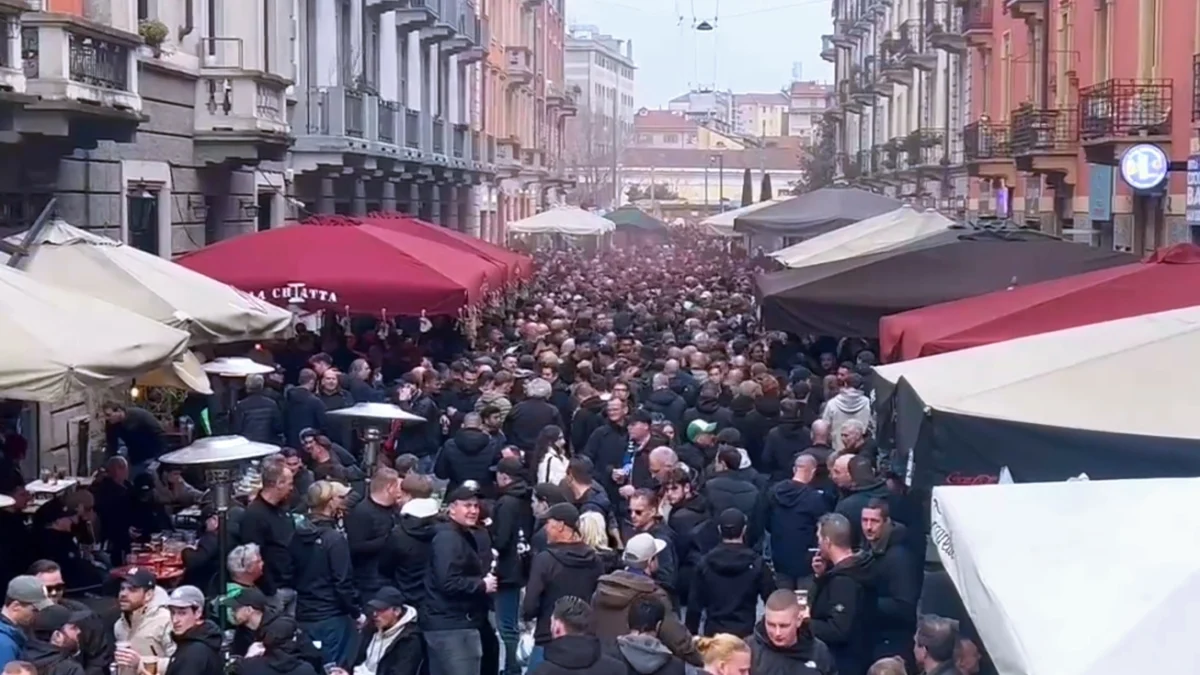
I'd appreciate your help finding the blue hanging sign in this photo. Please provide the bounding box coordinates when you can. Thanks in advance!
[1119,144,1168,192]
[1187,155,1200,227]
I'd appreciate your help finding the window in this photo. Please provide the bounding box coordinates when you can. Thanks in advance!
[137,0,150,21]
[664,133,679,143]
[127,189,160,255]
[1094,0,1110,82]
[1000,33,1011,119]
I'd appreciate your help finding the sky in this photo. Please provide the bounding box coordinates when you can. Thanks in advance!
[565,0,835,108]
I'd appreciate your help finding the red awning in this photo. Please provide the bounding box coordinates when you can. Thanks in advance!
[879,243,1200,362]
[175,217,490,316]
[365,213,533,282]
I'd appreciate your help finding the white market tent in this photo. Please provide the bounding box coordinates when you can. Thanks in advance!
[769,205,953,268]
[6,220,292,345]
[0,264,207,401]
[507,206,615,236]
[699,198,791,237]
[932,477,1200,675]
[873,304,1200,438]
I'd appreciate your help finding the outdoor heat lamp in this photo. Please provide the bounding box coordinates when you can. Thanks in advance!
[327,403,426,476]
[203,357,276,434]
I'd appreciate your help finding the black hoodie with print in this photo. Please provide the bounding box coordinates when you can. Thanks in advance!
[685,542,775,637]
[809,551,877,675]
[665,492,708,602]
[681,398,734,431]
[379,510,440,611]
[290,514,360,622]
[491,477,535,587]
[522,542,606,645]
[750,622,836,675]
[641,389,687,429]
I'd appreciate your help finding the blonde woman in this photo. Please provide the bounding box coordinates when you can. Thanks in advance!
[577,511,619,572]
[695,634,750,675]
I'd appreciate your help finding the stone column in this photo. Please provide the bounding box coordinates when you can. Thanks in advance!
[318,176,336,214]
[379,13,399,102]
[459,185,477,236]
[429,184,443,225]
[313,0,339,86]
[381,180,397,212]
[443,184,458,230]
[352,177,367,216]
[408,182,421,217]
[419,183,435,222]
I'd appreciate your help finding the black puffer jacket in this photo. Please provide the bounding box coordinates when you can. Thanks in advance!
[59,597,112,675]
[766,480,830,580]
[505,398,563,452]
[570,395,607,452]
[685,543,774,638]
[290,515,360,622]
[742,397,782,469]
[809,551,877,675]
[532,634,625,675]
[379,509,439,611]
[232,393,284,445]
[702,468,767,546]
[522,543,606,644]
[491,478,535,587]
[640,389,686,429]
[750,622,836,675]
[23,638,85,675]
[422,521,493,631]
[665,493,708,602]
[163,622,224,675]
[435,428,502,496]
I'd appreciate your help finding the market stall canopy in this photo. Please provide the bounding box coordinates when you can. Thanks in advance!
[363,213,531,285]
[176,216,491,316]
[507,207,615,236]
[604,205,669,232]
[733,187,900,235]
[880,243,1200,362]
[769,205,953,269]
[4,220,292,345]
[933,478,1200,675]
[0,265,204,401]
[755,227,1134,337]
[699,198,791,237]
[874,305,1200,484]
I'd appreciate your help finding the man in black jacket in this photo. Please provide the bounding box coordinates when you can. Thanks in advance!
[661,469,706,606]
[490,458,535,675]
[102,402,165,469]
[686,509,774,638]
[395,372,443,464]
[284,370,327,449]
[422,486,497,675]
[158,586,223,675]
[810,513,876,675]
[641,374,686,430]
[624,490,676,603]
[346,359,384,404]
[761,399,812,483]
[379,494,439,611]
[701,448,766,548]
[834,456,894,549]
[345,468,401,600]
[350,587,424,675]
[232,374,284,445]
[505,378,563,453]
[531,596,624,675]
[291,481,359,669]
[435,413,504,498]
[681,382,734,431]
[239,462,296,606]
[522,504,606,671]
[751,590,836,675]
[224,588,324,672]
[861,499,918,669]
[766,454,831,591]
[22,603,87,675]
[29,561,110,675]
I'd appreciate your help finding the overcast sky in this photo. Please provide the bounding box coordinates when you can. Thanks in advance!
[566,0,834,108]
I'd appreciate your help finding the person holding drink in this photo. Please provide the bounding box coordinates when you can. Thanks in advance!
[112,568,174,673]
[113,586,221,675]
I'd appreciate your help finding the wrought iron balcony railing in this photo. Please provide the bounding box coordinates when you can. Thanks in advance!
[378,99,400,144]
[432,118,445,154]
[405,109,420,149]
[1079,78,1172,140]
[343,88,365,138]
[1010,106,1078,154]
[963,121,1012,160]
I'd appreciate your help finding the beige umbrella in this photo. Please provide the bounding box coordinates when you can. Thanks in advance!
[0,264,208,401]
[7,220,292,345]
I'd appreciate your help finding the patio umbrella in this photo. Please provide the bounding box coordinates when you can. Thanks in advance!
[0,265,203,401]
[363,213,531,284]
[6,219,292,345]
[699,198,791,237]
[733,187,900,235]
[880,243,1200,361]
[756,227,1136,337]
[604,205,669,232]
[508,207,615,236]
[175,217,491,316]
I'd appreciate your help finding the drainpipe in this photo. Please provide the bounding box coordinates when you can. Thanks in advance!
[179,0,195,41]
[1038,1,1049,108]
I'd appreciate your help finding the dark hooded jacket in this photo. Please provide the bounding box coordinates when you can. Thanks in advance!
[379,509,439,611]
[233,392,284,445]
[583,421,633,506]
[728,396,760,464]
[610,634,688,675]
[163,621,224,675]
[315,388,356,450]
[422,520,493,631]
[570,395,607,452]
[290,514,360,622]
[750,622,836,675]
[434,428,503,497]
[591,570,702,666]
[59,597,112,675]
[522,542,606,644]
[766,479,831,580]
[743,396,782,466]
[866,523,920,653]
[23,638,85,675]
[809,551,877,675]
[761,418,812,483]
[395,393,442,459]
[702,468,767,547]
[505,398,563,452]
[283,386,325,449]
[681,399,734,431]
[345,494,397,599]
[351,607,424,675]
[234,650,319,675]
[491,477,535,587]
[641,389,687,429]
[685,542,774,638]
[532,634,625,675]
[834,479,893,549]
[665,493,708,602]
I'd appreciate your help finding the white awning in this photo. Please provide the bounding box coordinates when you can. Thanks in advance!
[770,206,953,268]
[698,198,792,237]
[507,207,615,236]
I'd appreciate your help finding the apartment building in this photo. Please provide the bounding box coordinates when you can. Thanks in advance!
[562,24,632,209]
[668,89,735,132]
[824,0,969,210]
[786,81,833,144]
[733,93,789,138]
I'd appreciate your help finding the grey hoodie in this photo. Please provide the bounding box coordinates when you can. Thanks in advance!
[821,388,874,450]
[616,635,704,675]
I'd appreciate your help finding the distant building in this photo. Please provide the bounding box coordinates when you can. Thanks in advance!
[667,89,735,132]
[631,109,747,150]
[786,81,833,143]
[733,92,790,138]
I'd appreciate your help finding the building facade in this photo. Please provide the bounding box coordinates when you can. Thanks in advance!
[667,89,735,132]
[733,92,789,138]
[631,109,747,151]
[561,24,631,208]
[786,81,833,144]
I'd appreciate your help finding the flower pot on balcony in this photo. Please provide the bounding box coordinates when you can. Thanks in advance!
[139,19,169,57]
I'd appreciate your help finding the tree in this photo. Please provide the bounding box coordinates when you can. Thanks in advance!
[741,168,754,206]
[793,115,838,195]
[563,97,628,209]
[760,172,774,201]
[626,183,679,201]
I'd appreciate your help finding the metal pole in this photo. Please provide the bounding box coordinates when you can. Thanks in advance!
[704,166,709,209]
[5,197,57,268]
[718,155,724,210]
[363,427,382,476]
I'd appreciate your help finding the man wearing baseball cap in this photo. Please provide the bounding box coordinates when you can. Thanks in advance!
[114,568,175,663]
[224,588,324,674]
[0,576,53,665]
[162,586,222,675]
[293,481,359,669]
[591,533,701,666]
[351,588,422,675]
[23,603,89,675]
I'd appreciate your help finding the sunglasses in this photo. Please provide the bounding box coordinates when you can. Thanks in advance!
[45,584,65,594]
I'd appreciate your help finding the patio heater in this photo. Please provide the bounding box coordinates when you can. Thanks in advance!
[158,436,279,629]
[202,357,276,435]
[326,403,427,476]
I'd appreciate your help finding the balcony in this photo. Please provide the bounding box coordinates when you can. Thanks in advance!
[903,129,945,172]
[963,120,1015,180]
[0,13,24,96]
[879,48,913,87]
[850,68,876,107]
[821,35,836,63]
[898,21,937,72]
[962,0,993,49]
[193,38,292,165]
[927,22,966,54]
[405,109,420,149]
[879,139,903,175]
[506,46,533,87]
[1010,105,1079,182]
[1194,54,1200,129]
[431,117,445,154]
[398,0,440,30]
[520,148,547,176]
[19,13,142,143]
[377,99,399,144]
[495,139,521,176]
[1004,0,1043,23]
[291,84,419,173]
[524,0,545,7]
[445,7,485,63]
[840,80,862,114]
[451,125,465,158]
[421,0,459,44]
[831,19,855,48]
[1079,79,1172,157]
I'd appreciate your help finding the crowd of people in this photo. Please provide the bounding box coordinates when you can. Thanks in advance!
[0,232,987,675]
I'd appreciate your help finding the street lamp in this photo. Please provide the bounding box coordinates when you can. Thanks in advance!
[710,154,725,211]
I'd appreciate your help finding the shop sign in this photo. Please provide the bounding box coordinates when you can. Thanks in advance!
[1119,143,1168,192]
[1187,156,1200,227]
[251,282,339,304]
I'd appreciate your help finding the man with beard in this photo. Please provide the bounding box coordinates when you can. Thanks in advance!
[761,400,813,484]
[379,483,440,612]
[660,469,705,607]
[23,603,88,675]
[29,561,110,675]
[349,588,423,675]
[750,591,835,675]
[809,514,875,675]
[490,458,534,675]
[345,469,402,600]
[686,510,773,638]
[860,500,918,669]
[435,413,503,497]
[422,487,497,675]
[530,596,624,675]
